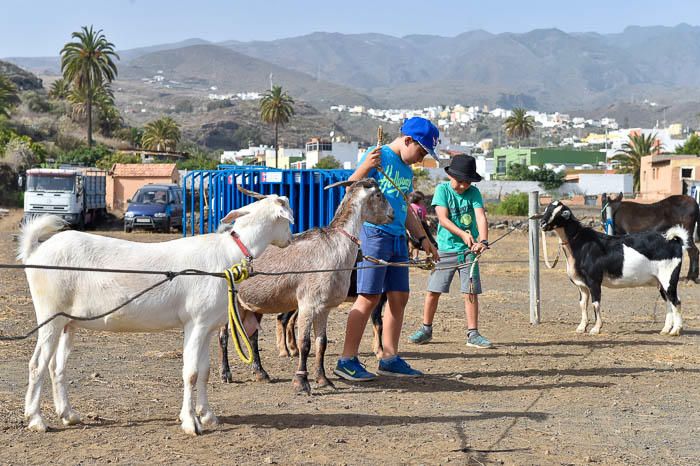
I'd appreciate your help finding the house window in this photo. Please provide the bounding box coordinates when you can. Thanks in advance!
[681,167,694,179]
[497,156,506,175]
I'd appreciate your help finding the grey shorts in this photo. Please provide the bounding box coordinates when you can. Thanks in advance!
[427,250,482,295]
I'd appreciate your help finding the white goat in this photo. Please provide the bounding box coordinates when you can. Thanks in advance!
[19,192,294,435]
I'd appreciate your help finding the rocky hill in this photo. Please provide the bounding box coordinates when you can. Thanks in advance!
[0,60,42,90]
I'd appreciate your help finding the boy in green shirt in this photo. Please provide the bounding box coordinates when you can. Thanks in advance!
[408,154,493,348]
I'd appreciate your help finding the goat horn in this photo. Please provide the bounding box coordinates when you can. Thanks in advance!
[324,180,355,190]
[237,185,267,199]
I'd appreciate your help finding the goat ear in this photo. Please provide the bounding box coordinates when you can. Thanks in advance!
[237,185,267,200]
[324,180,354,190]
[221,209,249,224]
[278,206,295,224]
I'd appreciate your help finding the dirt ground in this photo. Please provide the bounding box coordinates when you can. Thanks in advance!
[0,208,698,465]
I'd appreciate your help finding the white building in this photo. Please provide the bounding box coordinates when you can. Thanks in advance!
[305,139,359,169]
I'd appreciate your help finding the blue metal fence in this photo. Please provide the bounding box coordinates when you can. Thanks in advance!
[181,166,353,236]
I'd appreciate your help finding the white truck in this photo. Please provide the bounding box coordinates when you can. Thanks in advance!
[22,167,107,229]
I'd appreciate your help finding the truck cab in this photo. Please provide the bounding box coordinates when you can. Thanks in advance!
[23,167,106,228]
[124,184,183,233]
[23,169,84,227]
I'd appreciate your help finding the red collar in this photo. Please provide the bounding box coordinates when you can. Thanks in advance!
[335,227,361,246]
[230,230,253,260]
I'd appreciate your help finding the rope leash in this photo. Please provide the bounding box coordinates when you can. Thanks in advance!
[0,274,176,341]
[224,264,254,364]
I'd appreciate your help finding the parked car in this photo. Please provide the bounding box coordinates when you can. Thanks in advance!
[124,184,183,233]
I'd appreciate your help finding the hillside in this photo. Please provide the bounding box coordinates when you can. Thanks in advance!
[0,60,42,90]
[118,44,376,108]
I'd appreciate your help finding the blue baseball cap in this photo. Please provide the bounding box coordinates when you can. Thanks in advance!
[400,117,440,158]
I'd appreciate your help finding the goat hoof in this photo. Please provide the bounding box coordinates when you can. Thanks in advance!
[278,350,290,358]
[660,327,671,335]
[575,326,587,334]
[254,370,271,383]
[181,416,202,436]
[61,410,82,426]
[27,415,48,433]
[289,349,299,357]
[221,371,234,384]
[669,327,682,336]
[589,328,601,335]
[292,376,311,395]
[199,411,218,426]
[316,376,336,389]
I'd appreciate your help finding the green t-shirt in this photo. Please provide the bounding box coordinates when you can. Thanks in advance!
[432,182,484,252]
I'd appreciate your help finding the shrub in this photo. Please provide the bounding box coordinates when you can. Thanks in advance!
[174,100,194,113]
[315,156,341,169]
[206,100,233,111]
[492,192,529,216]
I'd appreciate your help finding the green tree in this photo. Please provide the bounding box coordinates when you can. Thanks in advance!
[675,133,700,155]
[94,151,141,170]
[142,117,181,151]
[48,78,71,100]
[60,25,119,147]
[260,85,295,168]
[56,144,113,167]
[503,107,535,146]
[613,132,660,192]
[315,155,341,169]
[67,79,115,122]
[507,163,565,190]
[0,74,20,118]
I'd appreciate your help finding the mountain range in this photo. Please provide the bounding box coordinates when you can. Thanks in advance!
[5,24,700,114]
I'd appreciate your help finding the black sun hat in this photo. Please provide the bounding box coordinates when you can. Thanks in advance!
[445,154,482,183]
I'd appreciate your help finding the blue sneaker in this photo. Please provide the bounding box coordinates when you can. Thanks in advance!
[467,332,493,349]
[408,327,433,344]
[334,357,377,381]
[377,356,423,377]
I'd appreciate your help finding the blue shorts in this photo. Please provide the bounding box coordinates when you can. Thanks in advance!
[356,225,409,295]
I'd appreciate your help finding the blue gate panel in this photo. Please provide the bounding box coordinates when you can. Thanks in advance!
[182,166,353,236]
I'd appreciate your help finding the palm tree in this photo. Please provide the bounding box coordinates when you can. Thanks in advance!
[48,78,71,100]
[60,26,119,146]
[68,83,114,121]
[260,85,295,168]
[503,107,535,146]
[0,74,20,118]
[613,132,661,192]
[142,117,181,151]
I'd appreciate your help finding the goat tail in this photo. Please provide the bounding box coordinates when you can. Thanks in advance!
[17,215,67,262]
[664,225,690,250]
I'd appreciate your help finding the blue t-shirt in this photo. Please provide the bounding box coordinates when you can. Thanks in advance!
[358,145,413,236]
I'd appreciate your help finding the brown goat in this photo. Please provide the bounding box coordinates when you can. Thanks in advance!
[219,178,394,394]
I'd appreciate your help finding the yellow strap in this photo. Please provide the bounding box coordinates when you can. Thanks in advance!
[224,264,253,365]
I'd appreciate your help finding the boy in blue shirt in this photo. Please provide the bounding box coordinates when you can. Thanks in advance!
[409,154,493,349]
[334,117,440,381]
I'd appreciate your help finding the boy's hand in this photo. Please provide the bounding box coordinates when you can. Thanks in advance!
[461,231,475,247]
[471,242,488,254]
[421,238,439,261]
[361,147,382,171]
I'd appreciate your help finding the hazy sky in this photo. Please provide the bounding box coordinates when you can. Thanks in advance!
[2,0,699,57]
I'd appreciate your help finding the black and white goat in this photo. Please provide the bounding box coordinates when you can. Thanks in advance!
[540,201,688,336]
